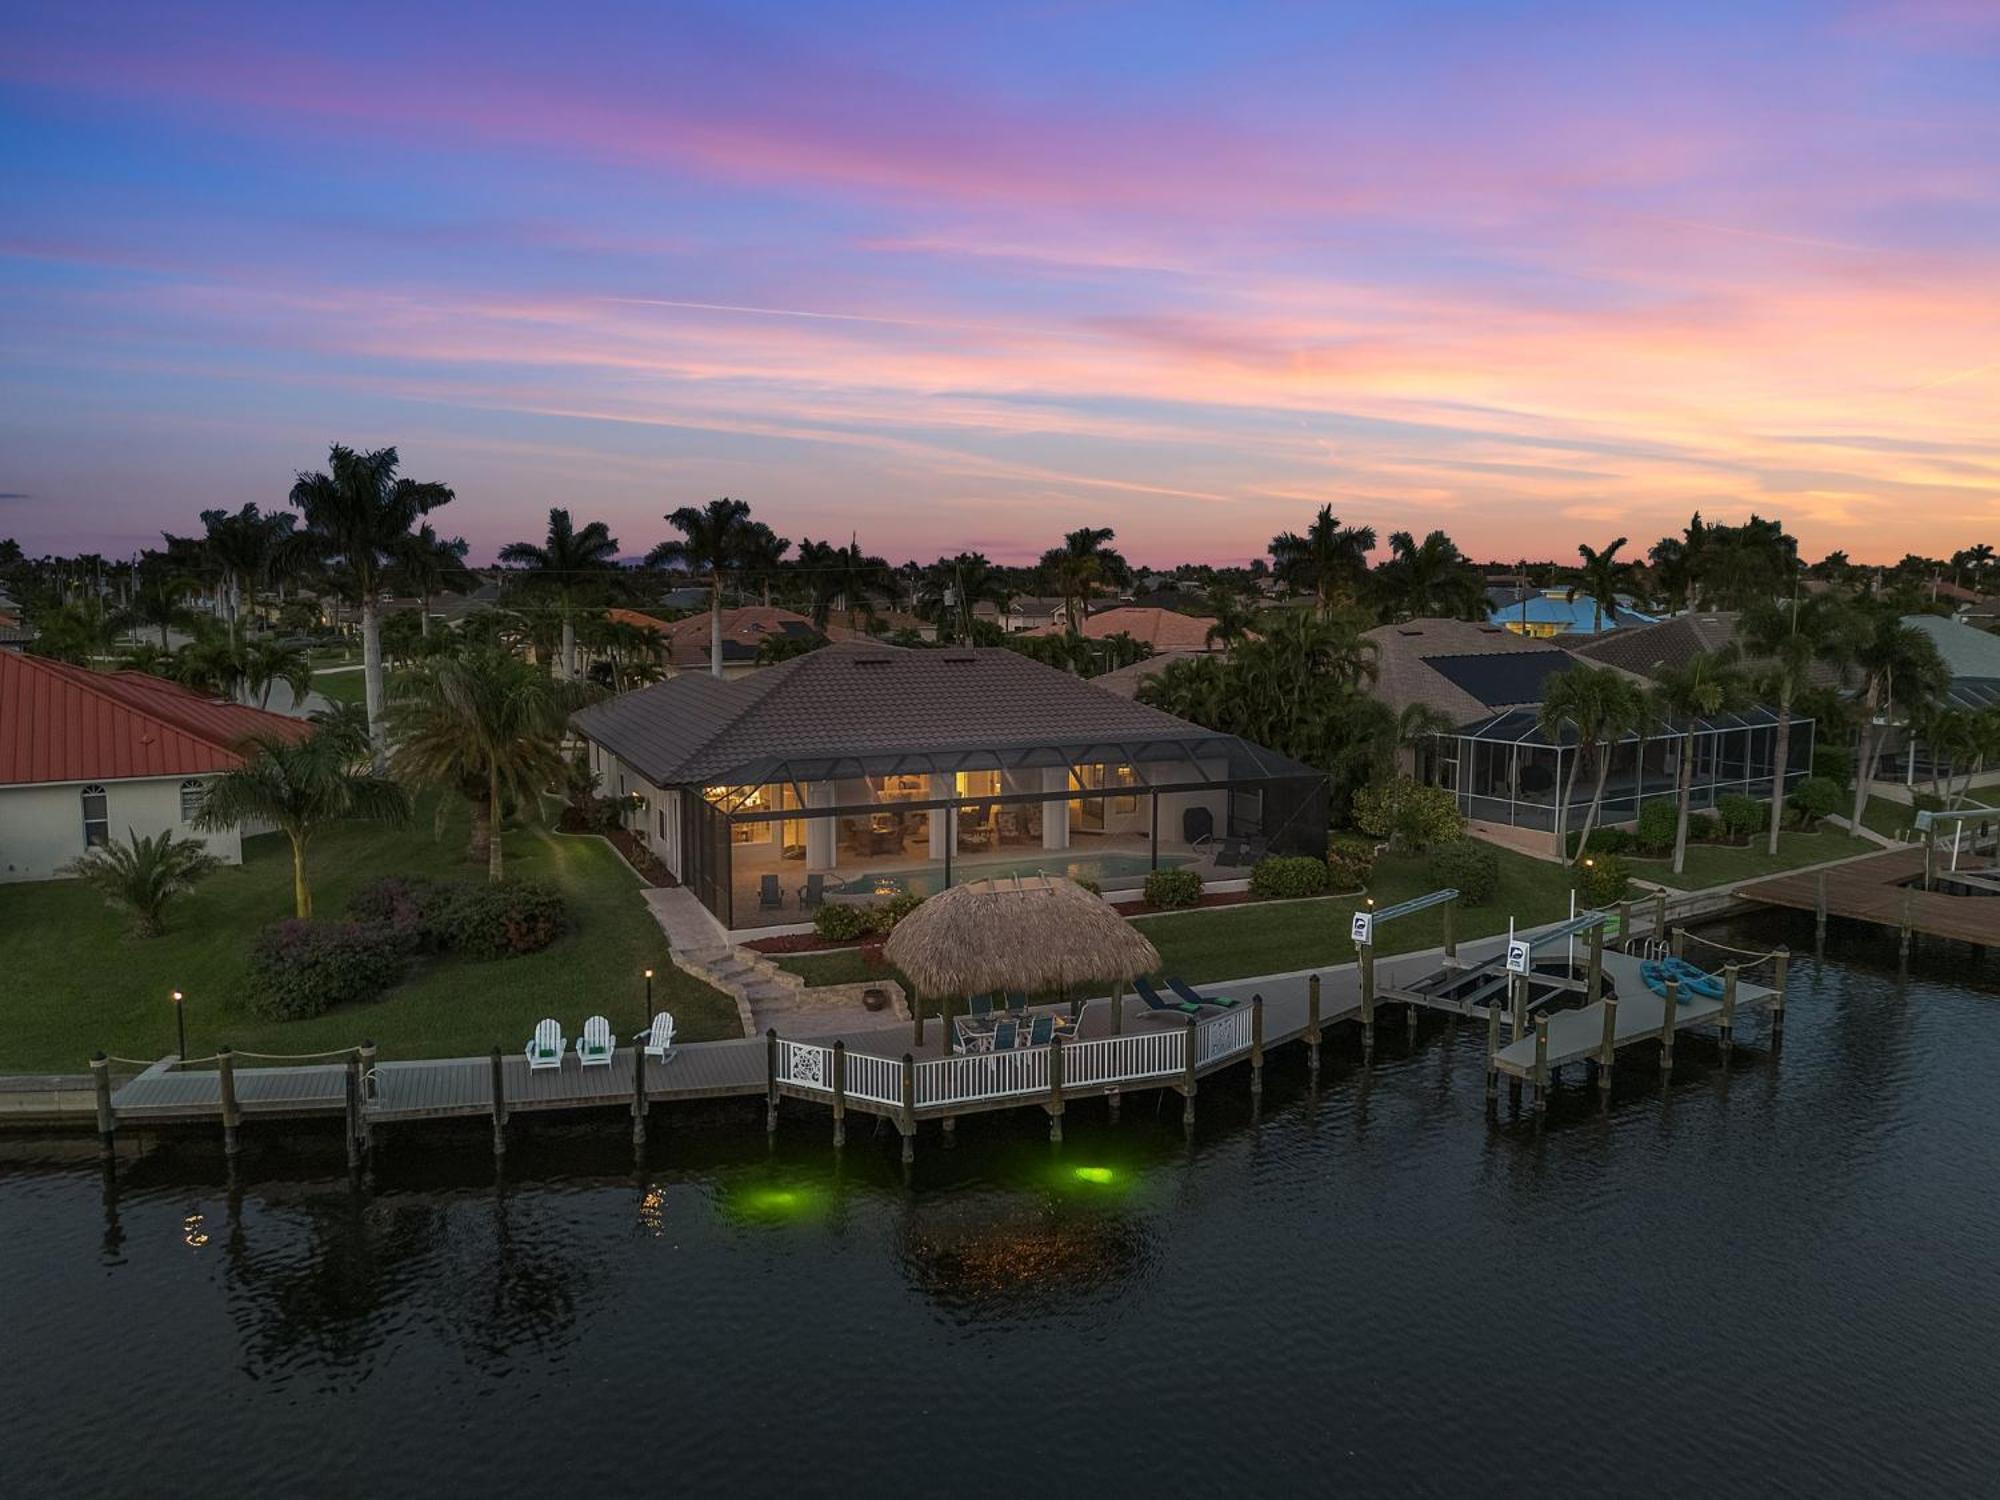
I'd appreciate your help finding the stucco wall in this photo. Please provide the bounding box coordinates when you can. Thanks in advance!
[586,741,681,877]
[0,775,243,884]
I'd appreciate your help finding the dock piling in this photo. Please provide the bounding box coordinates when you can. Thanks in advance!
[1772,947,1789,1039]
[1814,871,1828,950]
[1659,981,1678,1075]
[1899,891,1914,959]
[765,1028,779,1135]
[1250,993,1265,1097]
[1484,1004,1500,1103]
[1670,926,1686,960]
[1587,923,1604,1005]
[1533,1015,1550,1114]
[343,1054,362,1167]
[1048,1034,1065,1141]
[1359,944,1377,1061]
[359,1038,377,1101]
[631,1034,648,1145]
[1305,974,1322,1081]
[831,1041,847,1149]
[1181,1014,1197,1128]
[1442,899,1457,963]
[1510,973,1526,1043]
[216,1046,241,1157]
[1653,891,1668,944]
[488,1045,507,1156]
[90,1053,115,1158]
[899,1053,916,1163]
[1720,965,1738,1060]
[1597,996,1617,1094]
[1616,899,1633,951]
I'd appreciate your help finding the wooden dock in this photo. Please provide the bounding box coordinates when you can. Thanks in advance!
[1738,846,1998,949]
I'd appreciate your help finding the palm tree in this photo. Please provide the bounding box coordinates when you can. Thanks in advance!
[647,497,759,679]
[1537,665,1644,864]
[1036,527,1128,632]
[796,536,893,632]
[388,524,474,639]
[1202,583,1260,650]
[1567,537,1636,633]
[389,649,590,881]
[172,627,247,700]
[199,504,296,646]
[122,565,197,650]
[498,508,620,678]
[738,522,792,607]
[1847,607,1951,830]
[60,828,222,937]
[288,444,455,768]
[1374,529,1485,621]
[195,725,410,917]
[243,637,313,711]
[1648,652,1749,875]
[1648,514,1709,612]
[1268,506,1376,617]
[1736,595,1856,853]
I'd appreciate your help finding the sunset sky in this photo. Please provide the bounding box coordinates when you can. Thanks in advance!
[2,0,1996,567]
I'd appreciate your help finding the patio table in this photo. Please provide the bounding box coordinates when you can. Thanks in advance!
[952,1012,1079,1054]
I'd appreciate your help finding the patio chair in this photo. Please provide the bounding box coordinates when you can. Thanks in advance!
[1005,991,1028,1016]
[1168,976,1239,1010]
[969,994,994,1017]
[1212,836,1246,867]
[758,874,784,911]
[640,1011,676,1062]
[992,1019,1019,1052]
[576,1015,615,1068]
[1028,1015,1054,1046]
[524,1017,565,1070]
[1134,976,1202,1018]
[798,873,828,910]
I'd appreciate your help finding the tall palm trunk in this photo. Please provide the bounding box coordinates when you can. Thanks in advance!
[709,578,725,679]
[288,831,312,918]
[1850,686,1882,830]
[1671,729,1696,875]
[1557,740,1590,864]
[487,765,505,883]
[419,589,432,638]
[360,594,387,772]
[1766,698,1792,855]
[1577,745,1615,863]
[559,615,576,681]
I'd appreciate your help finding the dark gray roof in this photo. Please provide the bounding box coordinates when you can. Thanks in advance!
[571,642,1305,786]
[1571,612,1741,677]
[1423,650,1577,710]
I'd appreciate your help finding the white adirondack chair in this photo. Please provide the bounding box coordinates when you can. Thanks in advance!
[576,1014,615,1068]
[525,1018,565,1071]
[641,1011,676,1062]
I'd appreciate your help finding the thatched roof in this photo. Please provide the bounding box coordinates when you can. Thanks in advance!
[882,875,1161,998]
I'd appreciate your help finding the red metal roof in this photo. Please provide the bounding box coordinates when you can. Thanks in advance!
[0,653,311,787]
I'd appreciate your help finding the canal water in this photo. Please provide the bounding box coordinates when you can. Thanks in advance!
[5,913,1997,1497]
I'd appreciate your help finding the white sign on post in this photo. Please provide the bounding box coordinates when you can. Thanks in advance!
[1351,911,1374,945]
[1505,939,1532,975]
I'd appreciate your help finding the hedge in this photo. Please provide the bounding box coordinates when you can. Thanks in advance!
[249,919,413,1021]
[1143,868,1204,909]
[1249,855,1329,900]
[1425,838,1499,907]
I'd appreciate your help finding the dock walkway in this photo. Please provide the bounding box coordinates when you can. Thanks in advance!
[1739,846,1997,947]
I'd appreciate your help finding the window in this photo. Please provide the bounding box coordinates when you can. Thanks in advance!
[80,785,108,848]
[179,779,206,821]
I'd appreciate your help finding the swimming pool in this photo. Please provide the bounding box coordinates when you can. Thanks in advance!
[841,851,1193,897]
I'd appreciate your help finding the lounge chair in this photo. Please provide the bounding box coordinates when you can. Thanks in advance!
[758,874,784,911]
[1134,976,1202,1018]
[1212,836,1246,867]
[525,1017,565,1070]
[576,1015,615,1068]
[798,873,828,910]
[1005,991,1028,1016]
[1028,1015,1054,1046]
[640,1011,676,1061]
[992,1019,1018,1052]
[1168,976,1240,1010]
[969,994,994,1017]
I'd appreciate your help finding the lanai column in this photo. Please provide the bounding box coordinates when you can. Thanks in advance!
[1042,767,1072,851]
[928,773,953,860]
[805,781,836,870]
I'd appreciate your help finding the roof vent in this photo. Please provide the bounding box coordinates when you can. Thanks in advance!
[941,650,976,663]
[1397,626,1424,636]
[850,651,894,667]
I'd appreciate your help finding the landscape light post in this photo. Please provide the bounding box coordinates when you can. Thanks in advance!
[643,968,654,1034]
[170,989,187,1062]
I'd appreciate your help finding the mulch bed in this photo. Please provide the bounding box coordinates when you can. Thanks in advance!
[745,932,857,955]
[603,827,675,887]
[1111,889,1263,915]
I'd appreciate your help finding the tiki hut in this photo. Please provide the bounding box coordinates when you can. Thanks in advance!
[883,874,1161,1003]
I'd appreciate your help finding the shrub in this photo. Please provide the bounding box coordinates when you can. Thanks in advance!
[346,875,451,951]
[1353,776,1464,851]
[1074,877,1103,896]
[1811,743,1852,786]
[1567,826,1633,858]
[1572,853,1632,907]
[1325,833,1376,891]
[1717,793,1765,842]
[1143,868,1204,909]
[864,891,925,935]
[427,879,568,959]
[250,919,412,1021]
[1249,855,1329,900]
[1687,811,1721,844]
[812,903,871,942]
[1426,838,1499,907]
[1789,775,1842,828]
[1634,799,1678,853]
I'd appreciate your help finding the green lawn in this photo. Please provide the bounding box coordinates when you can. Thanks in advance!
[0,803,736,1074]
[310,667,366,706]
[1858,794,1920,840]
[776,847,1578,991]
[1626,825,1877,891]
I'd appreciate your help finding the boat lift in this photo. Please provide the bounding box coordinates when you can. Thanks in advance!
[1913,803,2000,887]
[1363,904,1614,1047]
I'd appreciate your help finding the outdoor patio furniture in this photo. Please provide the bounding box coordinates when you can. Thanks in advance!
[1005,991,1028,1016]
[1028,1015,1054,1046]
[1134,976,1202,1018]
[758,874,784,911]
[1212,836,1246,866]
[992,1019,1018,1051]
[969,994,993,1017]
[576,1015,615,1067]
[640,1011,676,1062]
[1168,976,1239,1010]
[525,1018,565,1070]
[799,873,829,910]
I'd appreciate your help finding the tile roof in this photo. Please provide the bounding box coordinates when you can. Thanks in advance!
[1086,650,1206,700]
[1571,612,1742,676]
[1905,615,2000,680]
[0,652,310,786]
[638,606,825,667]
[571,641,1242,786]
[1022,606,1220,651]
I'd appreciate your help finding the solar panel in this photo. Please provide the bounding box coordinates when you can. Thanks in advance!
[1423,651,1577,708]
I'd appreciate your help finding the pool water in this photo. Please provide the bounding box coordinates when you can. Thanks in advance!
[4,912,1999,1496]
[842,850,1192,896]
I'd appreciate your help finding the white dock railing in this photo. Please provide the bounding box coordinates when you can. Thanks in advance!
[777,1006,1252,1115]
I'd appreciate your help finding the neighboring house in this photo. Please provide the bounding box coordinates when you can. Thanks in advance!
[1570,611,1742,676]
[1088,650,1207,700]
[1488,587,1656,637]
[1366,618,1809,853]
[1872,615,2000,789]
[612,605,827,678]
[0,611,32,651]
[1021,605,1223,652]
[989,596,1068,633]
[0,651,309,882]
[570,642,1325,931]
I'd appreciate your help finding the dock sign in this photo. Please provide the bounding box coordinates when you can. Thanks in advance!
[1505,939,1532,975]
[1351,911,1373,945]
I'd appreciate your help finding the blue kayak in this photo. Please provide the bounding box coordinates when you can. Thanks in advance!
[1639,957,1724,1003]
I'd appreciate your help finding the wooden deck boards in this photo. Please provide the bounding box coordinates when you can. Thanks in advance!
[1739,847,1997,946]
[1489,949,1773,1077]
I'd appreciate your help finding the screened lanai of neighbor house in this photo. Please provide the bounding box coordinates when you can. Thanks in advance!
[570,642,1328,931]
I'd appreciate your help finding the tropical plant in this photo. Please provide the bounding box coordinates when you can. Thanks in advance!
[1567,537,1636,633]
[288,443,455,767]
[60,828,222,937]
[388,648,592,880]
[1040,527,1128,632]
[498,508,620,679]
[1846,606,1951,829]
[646,497,760,678]
[242,637,312,710]
[387,523,474,639]
[1647,652,1749,875]
[195,723,411,917]
[915,552,1010,642]
[1536,664,1645,865]
[199,504,297,644]
[795,535,893,631]
[1269,506,1375,617]
[1201,583,1260,650]
[1736,594,1856,853]
[1373,529,1485,622]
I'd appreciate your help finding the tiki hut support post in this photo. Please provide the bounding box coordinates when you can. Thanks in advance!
[1111,980,1125,1036]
